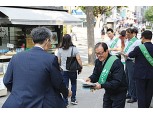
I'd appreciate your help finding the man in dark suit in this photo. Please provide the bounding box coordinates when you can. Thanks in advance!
[2,27,72,108]
[128,30,153,108]
[85,42,127,108]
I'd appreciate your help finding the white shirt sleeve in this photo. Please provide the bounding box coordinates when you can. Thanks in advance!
[73,47,79,55]
[125,39,142,54]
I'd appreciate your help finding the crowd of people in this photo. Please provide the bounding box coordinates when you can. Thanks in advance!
[2,26,153,108]
[93,27,153,108]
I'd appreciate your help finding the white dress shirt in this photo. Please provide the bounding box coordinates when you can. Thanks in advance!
[106,36,121,55]
[124,38,142,55]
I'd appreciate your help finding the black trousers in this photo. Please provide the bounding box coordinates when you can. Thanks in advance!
[125,60,137,100]
[103,90,127,108]
[136,78,153,108]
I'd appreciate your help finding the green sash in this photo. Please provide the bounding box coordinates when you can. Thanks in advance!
[98,56,118,84]
[124,37,137,53]
[110,38,119,48]
[139,44,153,66]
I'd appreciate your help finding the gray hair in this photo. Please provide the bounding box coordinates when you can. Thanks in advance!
[31,27,52,44]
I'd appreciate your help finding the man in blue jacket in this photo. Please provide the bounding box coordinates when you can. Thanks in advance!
[2,27,72,108]
[128,30,153,108]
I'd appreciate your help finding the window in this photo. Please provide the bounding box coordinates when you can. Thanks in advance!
[0,27,9,48]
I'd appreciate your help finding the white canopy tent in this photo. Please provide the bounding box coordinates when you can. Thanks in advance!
[0,7,82,25]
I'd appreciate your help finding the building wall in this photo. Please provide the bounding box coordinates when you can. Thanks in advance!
[135,6,149,24]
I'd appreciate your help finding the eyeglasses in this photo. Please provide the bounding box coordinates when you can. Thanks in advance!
[95,51,105,56]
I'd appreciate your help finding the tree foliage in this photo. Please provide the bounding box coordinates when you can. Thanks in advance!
[79,6,125,17]
[145,7,153,23]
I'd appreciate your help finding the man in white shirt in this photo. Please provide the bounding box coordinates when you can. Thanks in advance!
[106,28,122,59]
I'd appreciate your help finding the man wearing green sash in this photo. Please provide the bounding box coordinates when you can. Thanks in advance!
[106,28,122,59]
[85,42,127,108]
[122,28,141,103]
[127,30,153,108]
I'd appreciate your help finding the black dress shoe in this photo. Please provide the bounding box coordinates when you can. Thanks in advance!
[127,99,137,103]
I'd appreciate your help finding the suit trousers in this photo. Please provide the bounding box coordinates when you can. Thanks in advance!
[103,90,127,108]
[125,60,137,100]
[136,78,153,108]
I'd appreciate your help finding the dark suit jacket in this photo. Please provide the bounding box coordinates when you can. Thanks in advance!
[89,54,127,95]
[2,47,68,108]
[128,42,153,79]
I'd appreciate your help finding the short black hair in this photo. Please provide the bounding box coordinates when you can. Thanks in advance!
[132,27,138,34]
[120,30,126,37]
[95,42,108,52]
[126,28,133,33]
[107,28,114,33]
[141,30,152,40]
[126,27,138,34]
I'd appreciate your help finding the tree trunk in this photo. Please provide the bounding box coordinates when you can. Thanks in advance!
[100,14,107,30]
[95,14,101,28]
[66,6,72,34]
[85,6,95,65]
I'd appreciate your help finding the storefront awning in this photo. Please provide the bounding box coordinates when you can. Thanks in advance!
[0,7,82,25]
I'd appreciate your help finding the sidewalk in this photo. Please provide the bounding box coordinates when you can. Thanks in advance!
[68,65,138,108]
[0,65,138,108]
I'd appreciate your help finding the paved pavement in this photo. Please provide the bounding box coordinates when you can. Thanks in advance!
[0,94,7,108]
[67,65,138,108]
